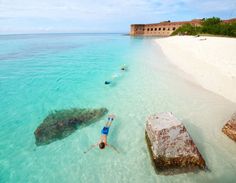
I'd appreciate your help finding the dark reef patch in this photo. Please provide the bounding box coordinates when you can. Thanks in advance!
[34,108,108,146]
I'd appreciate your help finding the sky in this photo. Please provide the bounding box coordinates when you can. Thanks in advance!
[0,0,235,34]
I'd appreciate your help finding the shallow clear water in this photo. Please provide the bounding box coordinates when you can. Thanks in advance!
[0,34,236,183]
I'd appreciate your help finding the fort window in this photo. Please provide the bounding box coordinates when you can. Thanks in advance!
[168,28,170,30]
[147,28,150,31]
[173,27,176,30]
[151,28,153,31]
[159,28,161,31]
[155,28,157,31]
[163,28,166,30]
[143,29,145,31]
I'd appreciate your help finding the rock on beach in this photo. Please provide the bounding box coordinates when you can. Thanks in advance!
[222,113,236,141]
[145,112,206,174]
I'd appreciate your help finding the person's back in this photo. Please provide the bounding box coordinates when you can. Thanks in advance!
[84,114,119,153]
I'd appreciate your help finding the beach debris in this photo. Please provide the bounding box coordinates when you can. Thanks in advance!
[34,108,108,146]
[222,113,236,141]
[145,112,206,175]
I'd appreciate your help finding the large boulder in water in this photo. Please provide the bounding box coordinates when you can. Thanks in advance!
[34,108,108,146]
[145,112,206,175]
[222,113,236,141]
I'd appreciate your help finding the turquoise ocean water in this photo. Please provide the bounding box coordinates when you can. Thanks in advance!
[0,34,236,183]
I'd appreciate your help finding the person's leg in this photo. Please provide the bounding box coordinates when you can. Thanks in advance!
[104,114,115,127]
[104,121,112,127]
[107,117,114,127]
[107,122,112,127]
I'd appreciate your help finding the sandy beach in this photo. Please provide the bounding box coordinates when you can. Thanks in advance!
[156,36,236,103]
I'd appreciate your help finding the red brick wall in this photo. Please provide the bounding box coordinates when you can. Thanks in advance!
[130,18,236,36]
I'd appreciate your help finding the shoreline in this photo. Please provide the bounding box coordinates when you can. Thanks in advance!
[155,36,236,103]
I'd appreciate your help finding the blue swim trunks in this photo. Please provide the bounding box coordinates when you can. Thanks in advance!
[101,127,110,135]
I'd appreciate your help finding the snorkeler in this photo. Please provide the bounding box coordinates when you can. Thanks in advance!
[104,65,127,85]
[84,114,119,153]
[120,64,128,71]
[104,81,111,85]
[104,74,119,85]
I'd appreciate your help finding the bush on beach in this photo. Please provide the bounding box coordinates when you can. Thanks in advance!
[171,17,236,37]
[171,24,201,36]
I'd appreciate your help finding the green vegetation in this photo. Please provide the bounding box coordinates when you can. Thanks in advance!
[171,17,236,37]
[171,24,201,36]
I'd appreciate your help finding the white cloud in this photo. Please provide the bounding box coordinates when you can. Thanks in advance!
[197,0,236,12]
[0,0,235,33]
[0,0,235,19]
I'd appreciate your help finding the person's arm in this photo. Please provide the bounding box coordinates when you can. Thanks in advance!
[107,144,119,153]
[84,143,98,154]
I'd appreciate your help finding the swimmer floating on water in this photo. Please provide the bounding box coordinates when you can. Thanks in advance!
[120,64,128,71]
[104,74,120,85]
[104,64,128,85]
[84,114,119,153]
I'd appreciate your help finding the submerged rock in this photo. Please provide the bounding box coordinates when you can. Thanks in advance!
[145,112,206,175]
[222,113,236,141]
[34,108,108,146]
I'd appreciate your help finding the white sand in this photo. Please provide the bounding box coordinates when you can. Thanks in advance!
[156,36,236,103]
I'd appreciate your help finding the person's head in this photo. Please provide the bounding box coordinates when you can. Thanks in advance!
[99,142,105,149]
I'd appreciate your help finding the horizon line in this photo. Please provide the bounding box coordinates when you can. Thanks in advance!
[0,32,129,36]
